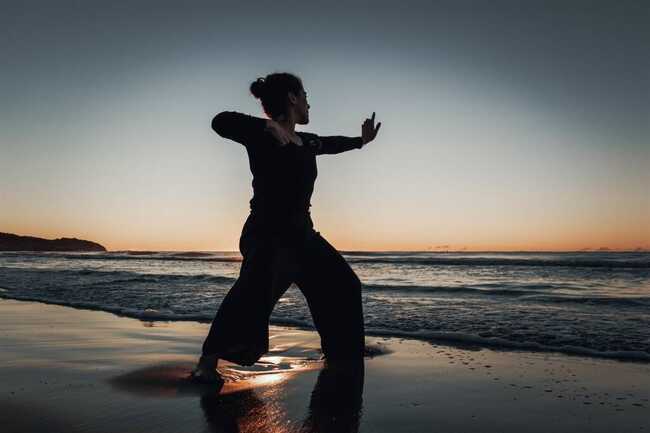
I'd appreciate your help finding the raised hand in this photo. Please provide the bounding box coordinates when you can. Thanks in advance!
[361,112,381,146]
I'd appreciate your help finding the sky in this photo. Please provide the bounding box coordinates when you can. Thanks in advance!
[1,0,648,251]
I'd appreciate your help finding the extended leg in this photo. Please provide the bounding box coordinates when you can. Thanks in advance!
[201,239,297,366]
[295,232,365,363]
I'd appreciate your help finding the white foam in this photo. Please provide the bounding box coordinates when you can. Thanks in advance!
[363,327,650,362]
[2,293,648,363]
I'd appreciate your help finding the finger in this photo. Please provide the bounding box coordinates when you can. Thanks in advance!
[375,122,381,133]
[371,112,375,124]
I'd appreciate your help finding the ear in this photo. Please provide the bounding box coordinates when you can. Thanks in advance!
[287,91,298,105]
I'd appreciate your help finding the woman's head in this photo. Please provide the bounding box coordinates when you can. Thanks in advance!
[250,72,310,125]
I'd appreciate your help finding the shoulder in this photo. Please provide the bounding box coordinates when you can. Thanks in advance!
[297,132,322,150]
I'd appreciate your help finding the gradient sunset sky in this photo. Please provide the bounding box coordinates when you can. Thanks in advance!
[2,1,648,251]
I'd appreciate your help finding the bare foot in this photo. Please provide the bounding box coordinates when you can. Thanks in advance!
[190,355,224,388]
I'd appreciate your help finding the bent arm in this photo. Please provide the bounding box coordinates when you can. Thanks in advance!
[314,135,364,155]
[211,111,269,146]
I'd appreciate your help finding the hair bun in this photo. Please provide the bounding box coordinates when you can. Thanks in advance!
[250,77,267,99]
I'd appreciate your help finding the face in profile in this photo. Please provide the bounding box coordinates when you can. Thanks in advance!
[294,86,310,125]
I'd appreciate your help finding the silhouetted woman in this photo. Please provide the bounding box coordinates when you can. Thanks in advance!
[192,72,381,385]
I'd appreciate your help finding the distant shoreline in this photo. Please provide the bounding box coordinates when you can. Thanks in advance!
[0,232,106,252]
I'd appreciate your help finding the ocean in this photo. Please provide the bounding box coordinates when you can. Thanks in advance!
[1,251,648,361]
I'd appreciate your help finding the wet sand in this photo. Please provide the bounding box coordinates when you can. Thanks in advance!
[1,298,648,433]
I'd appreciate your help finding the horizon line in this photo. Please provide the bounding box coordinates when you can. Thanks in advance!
[28,248,650,254]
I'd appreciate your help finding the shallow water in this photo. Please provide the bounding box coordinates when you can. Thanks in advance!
[1,251,648,361]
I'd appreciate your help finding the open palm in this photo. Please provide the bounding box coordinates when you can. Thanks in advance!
[361,112,381,145]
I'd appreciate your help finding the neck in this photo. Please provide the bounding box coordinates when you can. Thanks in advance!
[275,112,297,133]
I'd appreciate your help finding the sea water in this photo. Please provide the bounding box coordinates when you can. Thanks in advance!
[1,251,648,361]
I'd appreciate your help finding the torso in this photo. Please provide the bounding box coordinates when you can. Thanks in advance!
[243,131,320,243]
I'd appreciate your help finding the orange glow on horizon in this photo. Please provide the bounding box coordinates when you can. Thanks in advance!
[2,215,648,253]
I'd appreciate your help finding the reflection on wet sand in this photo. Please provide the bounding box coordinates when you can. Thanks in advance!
[201,387,287,433]
[300,361,364,433]
[200,361,365,433]
[109,358,365,433]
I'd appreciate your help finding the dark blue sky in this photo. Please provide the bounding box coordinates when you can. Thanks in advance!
[1,1,648,250]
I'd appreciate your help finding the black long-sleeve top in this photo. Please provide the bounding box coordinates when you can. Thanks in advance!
[212,111,363,243]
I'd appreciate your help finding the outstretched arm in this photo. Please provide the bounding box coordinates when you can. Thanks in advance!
[211,111,268,146]
[314,112,382,155]
[313,135,364,155]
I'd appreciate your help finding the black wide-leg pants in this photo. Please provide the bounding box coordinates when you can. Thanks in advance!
[201,222,365,366]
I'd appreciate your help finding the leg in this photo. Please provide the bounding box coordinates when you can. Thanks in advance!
[295,232,365,363]
[201,237,298,366]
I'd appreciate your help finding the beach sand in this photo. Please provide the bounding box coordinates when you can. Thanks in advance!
[1,298,648,433]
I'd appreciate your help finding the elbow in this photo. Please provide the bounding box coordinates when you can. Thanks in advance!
[211,111,230,136]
